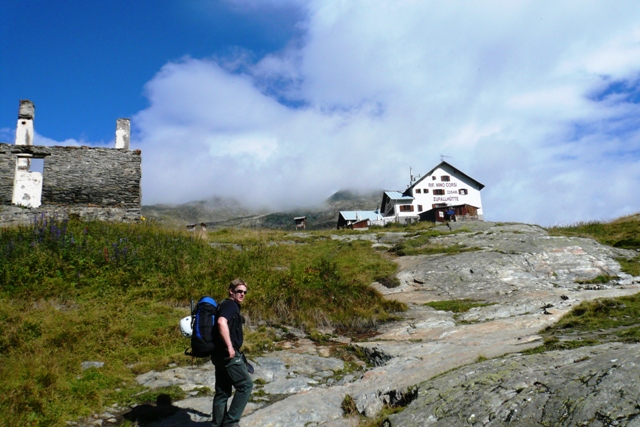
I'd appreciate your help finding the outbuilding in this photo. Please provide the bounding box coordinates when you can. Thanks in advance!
[337,210,384,229]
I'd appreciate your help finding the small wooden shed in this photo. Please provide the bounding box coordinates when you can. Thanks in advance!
[294,216,307,230]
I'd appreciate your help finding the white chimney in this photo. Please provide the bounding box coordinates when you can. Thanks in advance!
[15,100,35,147]
[115,118,130,149]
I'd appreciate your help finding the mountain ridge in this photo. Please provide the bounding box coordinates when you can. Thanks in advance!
[141,189,383,230]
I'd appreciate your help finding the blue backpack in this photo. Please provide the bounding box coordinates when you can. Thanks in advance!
[184,296,218,358]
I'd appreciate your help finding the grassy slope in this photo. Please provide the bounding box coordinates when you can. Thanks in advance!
[0,219,403,427]
[530,214,640,352]
[3,213,639,425]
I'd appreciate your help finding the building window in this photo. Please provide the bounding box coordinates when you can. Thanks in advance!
[441,175,450,182]
[399,205,415,212]
[415,188,421,194]
[424,189,429,193]
[432,176,436,180]
[418,205,423,211]
[433,189,445,195]
[459,189,468,195]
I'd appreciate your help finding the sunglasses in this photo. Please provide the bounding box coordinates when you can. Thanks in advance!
[233,289,248,295]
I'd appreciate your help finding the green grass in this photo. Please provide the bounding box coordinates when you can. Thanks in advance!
[381,221,441,231]
[424,299,494,313]
[523,214,640,354]
[396,244,480,256]
[0,217,405,427]
[341,394,358,416]
[525,293,640,354]
[574,274,619,284]
[547,214,640,249]
[391,228,479,256]
[619,256,640,277]
[548,296,640,333]
[375,275,400,288]
[547,215,640,276]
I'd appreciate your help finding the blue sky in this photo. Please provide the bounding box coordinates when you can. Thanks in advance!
[2,0,640,225]
[0,0,302,142]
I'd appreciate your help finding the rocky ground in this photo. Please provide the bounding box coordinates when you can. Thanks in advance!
[387,342,640,426]
[77,221,640,427]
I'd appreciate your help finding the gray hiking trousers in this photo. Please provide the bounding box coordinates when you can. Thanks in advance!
[211,352,253,427]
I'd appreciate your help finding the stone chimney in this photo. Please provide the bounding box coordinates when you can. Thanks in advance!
[115,118,130,149]
[15,100,35,147]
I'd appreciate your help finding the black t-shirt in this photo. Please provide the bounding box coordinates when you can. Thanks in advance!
[213,299,243,355]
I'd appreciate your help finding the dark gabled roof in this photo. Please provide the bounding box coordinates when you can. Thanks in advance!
[407,161,485,193]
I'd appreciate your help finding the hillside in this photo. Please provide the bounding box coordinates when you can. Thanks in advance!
[237,220,640,426]
[0,217,401,427]
[141,196,262,228]
[3,214,640,426]
[141,189,382,230]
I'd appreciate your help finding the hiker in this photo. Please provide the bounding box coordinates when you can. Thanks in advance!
[211,279,253,427]
[447,208,456,222]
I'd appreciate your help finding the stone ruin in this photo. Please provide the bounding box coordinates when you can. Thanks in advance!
[0,100,142,226]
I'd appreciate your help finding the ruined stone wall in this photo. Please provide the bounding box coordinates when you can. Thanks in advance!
[41,146,141,206]
[0,143,141,226]
[0,144,17,204]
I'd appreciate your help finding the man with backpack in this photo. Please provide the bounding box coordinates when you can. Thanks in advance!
[211,279,253,427]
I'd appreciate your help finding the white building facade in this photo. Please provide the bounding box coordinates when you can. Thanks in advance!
[380,161,484,223]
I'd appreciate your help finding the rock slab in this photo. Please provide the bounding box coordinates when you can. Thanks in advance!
[388,342,640,427]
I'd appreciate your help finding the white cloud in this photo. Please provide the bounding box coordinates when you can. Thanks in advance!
[1,127,86,147]
[134,0,640,225]
[34,133,84,147]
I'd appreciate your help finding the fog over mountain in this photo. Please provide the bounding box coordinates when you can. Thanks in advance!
[142,189,382,229]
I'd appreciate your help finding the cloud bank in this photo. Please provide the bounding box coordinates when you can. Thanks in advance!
[134,0,640,225]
